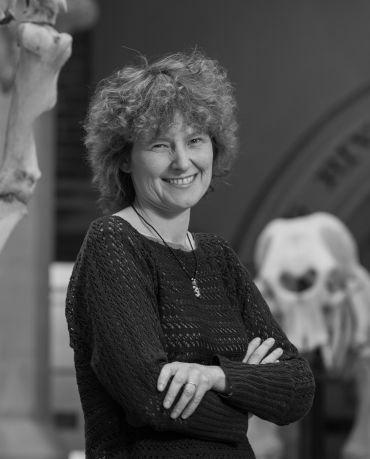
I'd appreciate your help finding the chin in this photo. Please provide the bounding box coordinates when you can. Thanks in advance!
[166,197,202,212]
[180,193,206,208]
[161,187,208,212]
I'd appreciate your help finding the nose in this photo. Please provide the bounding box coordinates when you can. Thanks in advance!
[280,268,317,293]
[171,144,191,170]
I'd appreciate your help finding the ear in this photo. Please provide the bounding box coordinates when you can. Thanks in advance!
[120,155,131,173]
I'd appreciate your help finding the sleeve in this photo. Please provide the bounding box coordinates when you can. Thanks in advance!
[214,240,315,426]
[70,219,249,443]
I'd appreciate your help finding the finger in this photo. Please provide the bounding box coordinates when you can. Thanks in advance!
[247,337,275,364]
[170,381,198,419]
[180,385,208,419]
[157,362,177,392]
[163,372,187,410]
[242,337,261,363]
[261,347,283,364]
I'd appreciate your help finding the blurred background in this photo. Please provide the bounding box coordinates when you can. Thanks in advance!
[1,1,370,458]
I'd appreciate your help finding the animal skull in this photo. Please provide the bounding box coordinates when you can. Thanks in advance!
[254,212,370,370]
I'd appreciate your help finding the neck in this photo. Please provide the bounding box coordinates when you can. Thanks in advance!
[132,201,191,246]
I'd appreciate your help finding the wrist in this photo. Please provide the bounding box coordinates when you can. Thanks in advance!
[209,365,227,393]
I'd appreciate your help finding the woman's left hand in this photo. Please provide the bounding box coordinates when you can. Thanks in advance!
[242,337,283,364]
[157,362,225,420]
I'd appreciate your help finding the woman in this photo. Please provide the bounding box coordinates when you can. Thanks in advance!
[66,51,315,458]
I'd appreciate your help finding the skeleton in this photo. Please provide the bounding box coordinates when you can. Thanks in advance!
[250,212,370,459]
[0,0,98,253]
[0,0,67,24]
[0,0,69,89]
[0,0,97,92]
[0,0,72,253]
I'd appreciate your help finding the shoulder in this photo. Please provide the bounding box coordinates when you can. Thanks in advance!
[76,215,152,274]
[197,232,240,264]
[84,215,144,252]
[196,232,250,278]
[87,215,135,240]
[195,232,230,254]
[199,233,255,285]
[68,216,158,301]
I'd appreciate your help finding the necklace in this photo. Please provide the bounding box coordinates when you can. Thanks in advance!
[131,204,201,299]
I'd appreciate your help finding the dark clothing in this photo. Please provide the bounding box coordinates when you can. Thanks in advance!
[65,216,315,458]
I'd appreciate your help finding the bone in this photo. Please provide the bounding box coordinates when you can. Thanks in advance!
[13,22,72,118]
[4,0,68,25]
[343,357,370,459]
[0,0,16,23]
[0,21,71,252]
[254,212,370,459]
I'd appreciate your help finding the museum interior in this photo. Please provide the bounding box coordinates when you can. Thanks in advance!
[0,1,370,458]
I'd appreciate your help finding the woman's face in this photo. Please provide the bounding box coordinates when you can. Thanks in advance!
[126,113,213,215]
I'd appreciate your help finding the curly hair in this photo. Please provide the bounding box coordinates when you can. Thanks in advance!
[84,50,238,212]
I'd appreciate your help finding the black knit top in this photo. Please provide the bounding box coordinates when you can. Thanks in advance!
[65,216,315,458]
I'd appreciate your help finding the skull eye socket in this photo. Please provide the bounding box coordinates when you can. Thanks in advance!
[280,268,317,292]
[326,269,346,293]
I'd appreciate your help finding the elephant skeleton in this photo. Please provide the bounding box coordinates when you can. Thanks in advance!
[251,212,370,459]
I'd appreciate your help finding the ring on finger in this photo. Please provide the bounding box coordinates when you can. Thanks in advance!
[186,382,197,390]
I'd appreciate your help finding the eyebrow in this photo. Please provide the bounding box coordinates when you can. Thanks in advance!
[148,136,171,144]
[147,127,208,144]
[187,130,207,137]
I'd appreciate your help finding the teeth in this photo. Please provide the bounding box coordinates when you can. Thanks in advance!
[166,175,195,185]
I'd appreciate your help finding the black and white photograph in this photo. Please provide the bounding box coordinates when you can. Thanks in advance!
[0,1,370,458]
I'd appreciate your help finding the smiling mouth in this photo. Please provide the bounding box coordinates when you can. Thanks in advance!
[162,174,197,185]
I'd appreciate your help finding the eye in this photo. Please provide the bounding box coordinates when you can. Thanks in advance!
[189,137,204,146]
[151,143,170,151]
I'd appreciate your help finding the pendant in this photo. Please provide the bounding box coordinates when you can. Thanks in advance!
[191,278,201,298]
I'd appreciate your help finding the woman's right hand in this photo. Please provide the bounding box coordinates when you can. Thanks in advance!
[243,337,283,364]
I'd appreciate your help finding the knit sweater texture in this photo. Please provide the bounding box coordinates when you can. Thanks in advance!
[65,215,315,458]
